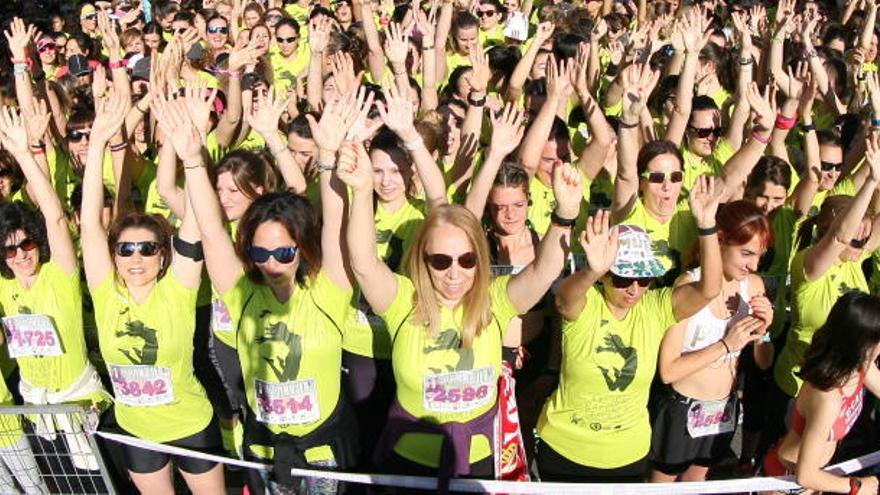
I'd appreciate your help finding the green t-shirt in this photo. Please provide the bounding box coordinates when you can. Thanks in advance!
[680,138,735,195]
[760,207,802,338]
[270,45,310,93]
[0,261,101,403]
[773,250,869,397]
[379,274,518,468]
[537,285,676,468]
[618,199,697,287]
[221,270,352,459]
[93,272,212,442]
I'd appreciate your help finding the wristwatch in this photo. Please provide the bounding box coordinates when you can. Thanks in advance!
[467,92,486,107]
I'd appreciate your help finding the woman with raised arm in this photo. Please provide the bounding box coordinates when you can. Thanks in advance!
[339,130,582,486]
[81,92,225,495]
[762,292,880,495]
[650,201,775,482]
[166,86,370,494]
[536,176,723,483]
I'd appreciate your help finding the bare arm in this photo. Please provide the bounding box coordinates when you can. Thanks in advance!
[506,22,554,102]
[155,140,187,219]
[360,0,389,82]
[555,210,618,321]
[248,89,307,193]
[465,104,523,217]
[434,0,454,82]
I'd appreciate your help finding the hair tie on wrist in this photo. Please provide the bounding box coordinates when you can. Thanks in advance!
[698,225,718,236]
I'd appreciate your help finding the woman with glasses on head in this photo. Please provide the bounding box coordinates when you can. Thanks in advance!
[650,200,775,482]
[536,176,723,483]
[771,134,880,451]
[82,94,226,493]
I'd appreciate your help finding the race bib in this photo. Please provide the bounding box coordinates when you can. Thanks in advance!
[423,366,495,413]
[686,396,737,438]
[254,378,320,425]
[109,365,175,407]
[210,298,233,333]
[1,314,63,358]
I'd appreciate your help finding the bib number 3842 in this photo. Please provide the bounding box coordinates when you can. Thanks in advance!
[423,366,494,413]
[109,365,175,407]
[1,314,63,358]
[254,378,320,426]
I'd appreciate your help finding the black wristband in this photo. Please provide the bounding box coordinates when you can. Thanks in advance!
[605,63,619,77]
[801,123,816,132]
[618,119,639,129]
[173,236,204,261]
[551,211,577,228]
[698,225,718,236]
[467,92,486,107]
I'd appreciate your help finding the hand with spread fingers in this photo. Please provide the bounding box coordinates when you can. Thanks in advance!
[579,209,619,276]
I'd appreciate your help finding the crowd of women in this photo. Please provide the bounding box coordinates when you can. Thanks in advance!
[1,0,880,493]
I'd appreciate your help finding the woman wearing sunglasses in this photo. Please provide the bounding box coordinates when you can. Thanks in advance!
[269,18,307,95]
[650,200,775,483]
[762,292,880,495]
[166,88,370,494]
[536,176,722,483]
[0,107,111,480]
[772,134,880,448]
[205,14,231,55]
[340,125,583,484]
[82,94,226,494]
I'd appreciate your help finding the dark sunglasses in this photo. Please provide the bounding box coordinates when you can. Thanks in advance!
[641,170,683,184]
[276,36,298,44]
[610,274,653,288]
[38,44,57,54]
[114,241,161,257]
[83,13,97,20]
[247,246,298,263]
[477,9,497,16]
[67,129,91,142]
[207,26,229,34]
[175,28,188,35]
[688,126,722,138]
[4,238,38,259]
[851,237,870,249]
[266,14,283,21]
[424,252,478,271]
[820,161,843,172]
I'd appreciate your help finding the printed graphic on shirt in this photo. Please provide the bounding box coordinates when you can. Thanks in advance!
[116,318,158,366]
[596,334,637,392]
[423,328,474,372]
[256,320,302,382]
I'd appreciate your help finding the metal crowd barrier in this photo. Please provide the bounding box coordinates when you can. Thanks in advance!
[0,405,114,494]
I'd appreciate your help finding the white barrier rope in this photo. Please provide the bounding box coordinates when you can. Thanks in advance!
[94,430,880,494]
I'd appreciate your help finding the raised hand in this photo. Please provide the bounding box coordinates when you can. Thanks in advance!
[22,97,51,145]
[591,18,607,42]
[620,63,659,123]
[579,209,619,276]
[335,140,373,192]
[377,80,416,135]
[746,81,775,131]
[552,162,583,220]
[309,16,333,54]
[183,84,218,135]
[546,56,574,100]
[414,7,436,47]
[4,17,35,60]
[865,131,880,183]
[782,61,809,101]
[91,90,130,144]
[246,87,289,138]
[384,22,410,68]
[467,48,492,94]
[535,21,555,44]
[688,175,721,229]
[306,86,375,152]
[151,93,202,162]
[228,39,260,72]
[97,10,121,57]
[487,102,524,159]
[330,52,360,98]
[573,42,591,99]
[0,106,29,154]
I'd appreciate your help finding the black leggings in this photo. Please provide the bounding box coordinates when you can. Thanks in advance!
[115,411,224,475]
[537,440,647,482]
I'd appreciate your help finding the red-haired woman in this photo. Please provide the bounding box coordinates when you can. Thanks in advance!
[650,201,775,482]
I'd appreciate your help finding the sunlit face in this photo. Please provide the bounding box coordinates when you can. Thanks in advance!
[172,20,192,37]
[244,9,262,29]
[818,143,843,191]
[275,24,299,57]
[114,227,162,289]
[216,171,260,222]
[250,26,271,56]
[424,222,477,305]
[687,109,721,158]
[477,3,501,29]
[4,230,39,280]
[440,104,465,155]
[265,10,284,28]
[288,133,316,172]
[144,32,162,53]
[207,19,229,49]
[841,218,872,262]
[159,12,176,30]
[868,33,878,61]
[251,221,299,289]
[487,186,528,235]
[371,148,410,204]
[602,272,650,310]
[124,36,145,55]
[322,75,338,104]
[67,126,92,173]
[81,14,97,32]
[334,2,353,23]
[721,235,766,281]
[748,181,787,215]
[639,153,683,218]
[454,26,478,55]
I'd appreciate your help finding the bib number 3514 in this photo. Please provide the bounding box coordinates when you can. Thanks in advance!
[1,314,63,358]
[423,366,494,413]
[254,378,320,426]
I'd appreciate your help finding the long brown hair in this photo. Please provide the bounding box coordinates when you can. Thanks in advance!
[405,204,492,348]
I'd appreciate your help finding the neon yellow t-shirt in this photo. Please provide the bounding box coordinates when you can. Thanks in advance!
[379,274,518,468]
[680,138,735,194]
[479,25,505,48]
[270,45,310,93]
[618,199,697,287]
[537,286,676,468]
[773,250,869,397]
[93,272,213,442]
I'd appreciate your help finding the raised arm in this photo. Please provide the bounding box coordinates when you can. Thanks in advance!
[307,17,333,111]
[664,11,707,146]
[81,93,130,290]
[5,18,37,117]
[360,0,388,81]
[98,12,131,104]
[791,76,822,218]
[465,103,523,217]
[416,6,439,112]
[671,176,722,321]
[246,88,306,193]
[506,22,554,102]
[338,140,398,314]
[378,79,447,208]
[573,42,615,180]
[155,137,187,219]
[717,82,774,202]
[555,210,618,321]
[518,57,571,173]
[507,163,580,313]
[0,107,77,276]
[215,41,259,148]
[433,0,454,81]
[802,133,880,281]
[859,0,879,56]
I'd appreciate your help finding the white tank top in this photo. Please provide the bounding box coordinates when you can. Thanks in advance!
[681,268,752,361]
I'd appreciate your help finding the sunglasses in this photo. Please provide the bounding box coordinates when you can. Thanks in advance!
[83,13,97,20]
[640,170,683,184]
[247,246,298,263]
[851,236,870,249]
[67,129,91,142]
[207,26,229,34]
[424,252,478,271]
[276,36,298,44]
[820,161,843,172]
[477,9,497,16]
[175,28,188,35]
[610,274,654,288]
[114,241,161,257]
[38,44,57,54]
[4,238,38,259]
[688,126,722,138]
[266,15,283,21]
